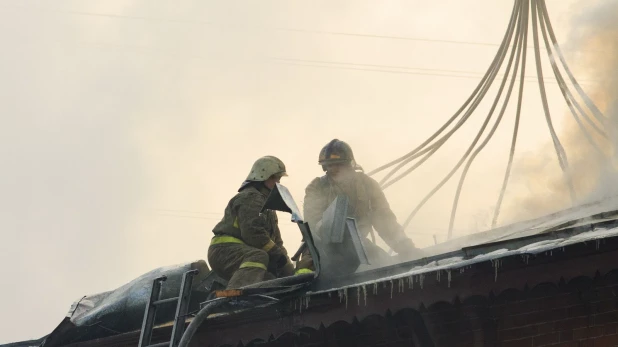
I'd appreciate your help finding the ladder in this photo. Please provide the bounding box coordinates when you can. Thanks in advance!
[138,269,199,347]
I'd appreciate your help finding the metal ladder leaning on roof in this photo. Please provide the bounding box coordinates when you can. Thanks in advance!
[138,269,199,347]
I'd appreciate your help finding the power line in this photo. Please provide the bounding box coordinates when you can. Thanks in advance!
[150,213,222,221]
[0,5,496,47]
[274,27,502,47]
[9,33,597,85]
[270,57,597,84]
[150,208,223,215]
[146,208,460,236]
[0,4,213,25]
[1,6,599,85]
[1,4,604,55]
[273,60,593,85]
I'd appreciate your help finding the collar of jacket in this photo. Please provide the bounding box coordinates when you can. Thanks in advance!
[238,181,272,196]
[255,183,271,196]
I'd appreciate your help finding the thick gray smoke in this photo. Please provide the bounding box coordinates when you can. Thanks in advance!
[499,0,618,224]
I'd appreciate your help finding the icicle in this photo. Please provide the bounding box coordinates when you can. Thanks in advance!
[344,288,348,309]
[492,259,500,282]
[328,291,332,298]
[357,287,361,306]
[306,295,310,309]
[399,278,404,293]
[409,276,413,289]
[436,270,441,282]
[447,270,452,288]
[390,280,394,299]
[338,289,344,303]
[362,285,367,306]
[562,247,565,252]
[299,297,303,313]
[374,282,378,295]
[596,240,601,250]
[419,274,425,289]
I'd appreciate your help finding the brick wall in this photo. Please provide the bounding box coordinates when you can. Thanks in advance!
[419,275,618,347]
[227,271,618,347]
[494,282,618,347]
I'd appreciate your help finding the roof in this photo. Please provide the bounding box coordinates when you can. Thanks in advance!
[6,196,618,347]
[306,196,618,294]
[424,195,618,257]
[191,217,618,347]
[0,338,46,347]
[183,196,618,346]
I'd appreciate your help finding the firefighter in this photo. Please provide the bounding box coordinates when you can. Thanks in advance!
[208,156,295,289]
[296,139,420,273]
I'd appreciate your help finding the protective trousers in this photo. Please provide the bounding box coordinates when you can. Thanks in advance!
[208,241,275,289]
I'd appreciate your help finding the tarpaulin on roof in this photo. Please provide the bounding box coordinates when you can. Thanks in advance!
[41,260,215,347]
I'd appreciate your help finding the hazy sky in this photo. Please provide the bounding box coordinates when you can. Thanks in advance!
[0,0,610,343]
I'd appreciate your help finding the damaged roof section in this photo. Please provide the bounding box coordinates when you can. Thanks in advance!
[424,196,618,258]
[308,196,618,294]
[310,225,618,295]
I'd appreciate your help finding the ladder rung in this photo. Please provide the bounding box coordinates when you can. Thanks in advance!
[147,342,170,347]
[152,297,178,306]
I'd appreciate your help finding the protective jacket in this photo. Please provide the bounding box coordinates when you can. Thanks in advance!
[212,184,286,254]
[296,171,415,272]
[304,172,414,253]
[208,183,293,288]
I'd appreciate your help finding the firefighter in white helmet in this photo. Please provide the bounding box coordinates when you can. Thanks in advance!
[208,156,295,289]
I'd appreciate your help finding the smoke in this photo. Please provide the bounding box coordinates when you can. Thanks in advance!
[499,0,618,225]
[0,1,595,344]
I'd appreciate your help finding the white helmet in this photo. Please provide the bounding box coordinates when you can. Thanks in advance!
[245,156,288,181]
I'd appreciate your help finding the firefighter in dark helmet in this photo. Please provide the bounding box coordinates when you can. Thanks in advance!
[208,156,295,289]
[296,139,419,273]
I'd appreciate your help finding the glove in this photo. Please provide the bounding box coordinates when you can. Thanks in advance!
[268,245,289,268]
[393,238,424,260]
[392,238,415,253]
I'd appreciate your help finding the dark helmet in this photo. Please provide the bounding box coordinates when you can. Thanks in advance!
[318,139,359,171]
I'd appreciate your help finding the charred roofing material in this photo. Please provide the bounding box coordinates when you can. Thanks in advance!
[307,198,618,294]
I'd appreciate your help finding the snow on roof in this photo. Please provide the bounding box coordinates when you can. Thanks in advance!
[307,224,618,296]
